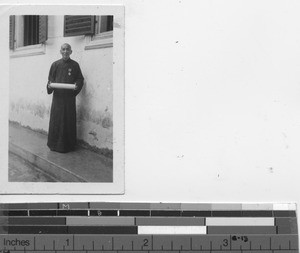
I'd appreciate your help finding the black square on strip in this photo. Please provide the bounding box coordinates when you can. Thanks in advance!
[90,210,118,216]
[273,211,296,217]
[119,210,150,216]
[8,226,68,234]
[29,210,57,216]
[242,211,273,217]
[151,210,181,216]
[7,210,28,216]
[68,226,138,234]
[181,211,212,217]
[212,211,242,217]
[57,210,88,216]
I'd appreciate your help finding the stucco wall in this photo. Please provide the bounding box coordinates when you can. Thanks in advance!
[9,15,113,150]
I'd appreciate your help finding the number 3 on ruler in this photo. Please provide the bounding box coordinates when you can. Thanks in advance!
[223,239,229,247]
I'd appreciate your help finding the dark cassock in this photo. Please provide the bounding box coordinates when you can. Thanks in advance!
[47,58,84,153]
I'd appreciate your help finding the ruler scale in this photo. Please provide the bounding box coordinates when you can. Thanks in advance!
[0,203,298,252]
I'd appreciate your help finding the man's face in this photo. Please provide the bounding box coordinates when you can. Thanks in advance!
[60,44,72,60]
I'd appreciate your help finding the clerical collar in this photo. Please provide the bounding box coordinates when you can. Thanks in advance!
[62,57,71,62]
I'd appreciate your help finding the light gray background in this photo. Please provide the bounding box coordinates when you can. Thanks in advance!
[0,0,299,207]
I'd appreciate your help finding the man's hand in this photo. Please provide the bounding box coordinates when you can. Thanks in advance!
[74,83,78,90]
[47,82,52,89]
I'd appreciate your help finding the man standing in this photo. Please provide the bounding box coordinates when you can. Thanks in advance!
[47,43,84,153]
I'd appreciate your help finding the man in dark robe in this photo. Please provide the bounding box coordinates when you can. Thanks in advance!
[47,43,84,153]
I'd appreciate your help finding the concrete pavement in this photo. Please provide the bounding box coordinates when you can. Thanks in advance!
[9,122,113,182]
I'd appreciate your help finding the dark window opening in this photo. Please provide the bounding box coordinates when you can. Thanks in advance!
[99,16,113,33]
[24,15,40,46]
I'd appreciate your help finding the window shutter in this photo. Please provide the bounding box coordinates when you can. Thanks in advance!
[64,15,95,37]
[39,15,48,43]
[9,15,15,49]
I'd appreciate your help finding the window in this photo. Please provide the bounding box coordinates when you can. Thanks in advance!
[64,16,95,37]
[10,15,48,57]
[63,15,113,50]
[23,16,40,46]
[63,15,113,37]
[95,16,113,34]
[86,16,114,50]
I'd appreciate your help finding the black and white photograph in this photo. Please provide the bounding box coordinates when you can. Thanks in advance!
[0,5,125,194]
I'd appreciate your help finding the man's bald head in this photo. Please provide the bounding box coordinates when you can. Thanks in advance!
[61,43,71,50]
[60,43,72,61]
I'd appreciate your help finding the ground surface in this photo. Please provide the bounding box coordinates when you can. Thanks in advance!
[9,122,113,182]
[9,152,56,182]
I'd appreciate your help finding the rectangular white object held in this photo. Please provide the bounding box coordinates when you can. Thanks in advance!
[49,83,76,90]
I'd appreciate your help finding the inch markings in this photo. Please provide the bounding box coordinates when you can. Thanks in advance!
[0,202,298,252]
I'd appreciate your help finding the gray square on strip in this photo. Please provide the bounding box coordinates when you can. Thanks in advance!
[242,204,274,210]
[0,217,8,226]
[90,203,120,209]
[181,204,211,211]
[66,217,134,226]
[276,218,297,226]
[28,203,58,209]
[150,203,181,210]
[119,203,151,209]
[211,204,242,210]
[208,226,276,234]
[59,203,89,209]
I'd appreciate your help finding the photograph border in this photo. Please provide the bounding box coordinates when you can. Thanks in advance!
[0,5,125,194]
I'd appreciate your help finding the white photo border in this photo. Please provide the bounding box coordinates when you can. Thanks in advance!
[0,5,125,194]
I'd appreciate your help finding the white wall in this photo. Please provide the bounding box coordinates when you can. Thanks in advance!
[9,15,113,150]
[1,0,300,208]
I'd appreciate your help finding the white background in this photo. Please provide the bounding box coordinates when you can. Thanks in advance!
[0,0,299,206]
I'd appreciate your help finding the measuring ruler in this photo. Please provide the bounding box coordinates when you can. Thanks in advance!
[0,202,298,252]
